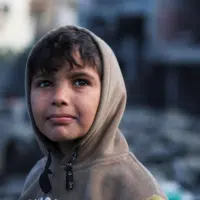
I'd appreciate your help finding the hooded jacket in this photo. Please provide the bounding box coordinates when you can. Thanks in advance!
[19,25,167,200]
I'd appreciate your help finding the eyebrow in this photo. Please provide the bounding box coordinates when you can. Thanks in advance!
[68,72,96,80]
[32,71,97,81]
[33,73,53,79]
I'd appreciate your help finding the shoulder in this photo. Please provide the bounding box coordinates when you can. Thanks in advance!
[124,153,167,198]
[98,153,167,200]
[20,157,46,197]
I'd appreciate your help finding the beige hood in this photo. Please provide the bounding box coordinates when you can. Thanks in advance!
[25,25,128,164]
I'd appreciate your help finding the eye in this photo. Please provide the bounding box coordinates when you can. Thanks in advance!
[36,80,52,88]
[73,79,90,87]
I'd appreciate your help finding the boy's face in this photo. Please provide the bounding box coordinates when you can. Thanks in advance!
[30,56,101,142]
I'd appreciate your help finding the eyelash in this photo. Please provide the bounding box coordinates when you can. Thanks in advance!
[35,79,90,88]
[36,80,52,88]
[73,79,90,87]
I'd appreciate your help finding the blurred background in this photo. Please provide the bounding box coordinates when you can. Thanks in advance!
[0,0,200,199]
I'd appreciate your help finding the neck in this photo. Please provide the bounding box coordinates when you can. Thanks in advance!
[58,140,77,157]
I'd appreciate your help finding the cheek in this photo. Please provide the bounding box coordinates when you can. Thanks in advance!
[30,93,39,121]
[77,90,101,122]
[30,91,47,119]
[91,89,101,113]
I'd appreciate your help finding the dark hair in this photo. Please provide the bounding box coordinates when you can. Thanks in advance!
[28,26,102,81]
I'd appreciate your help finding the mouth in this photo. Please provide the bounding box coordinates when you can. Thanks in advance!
[46,114,76,125]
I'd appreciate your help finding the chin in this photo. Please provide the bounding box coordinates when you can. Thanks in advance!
[47,131,77,142]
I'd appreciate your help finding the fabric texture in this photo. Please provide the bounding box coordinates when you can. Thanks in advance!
[19,25,167,200]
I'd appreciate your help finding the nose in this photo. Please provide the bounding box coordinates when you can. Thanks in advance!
[52,85,70,107]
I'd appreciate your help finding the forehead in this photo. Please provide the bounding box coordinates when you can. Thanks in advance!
[59,63,99,76]
[33,62,99,78]
[32,48,99,76]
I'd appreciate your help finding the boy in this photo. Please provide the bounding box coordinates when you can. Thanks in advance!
[19,25,167,200]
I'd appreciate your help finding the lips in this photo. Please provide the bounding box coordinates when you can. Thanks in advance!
[46,114,76,124]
